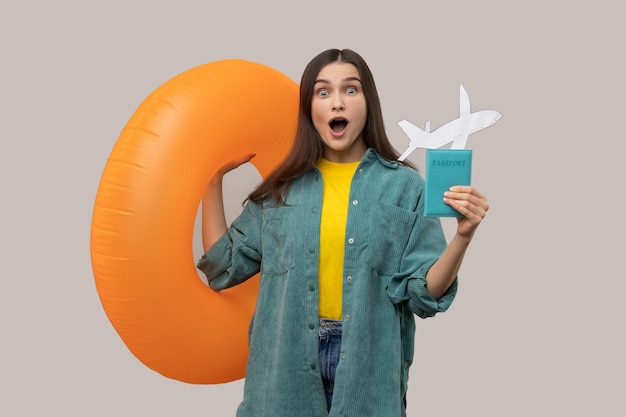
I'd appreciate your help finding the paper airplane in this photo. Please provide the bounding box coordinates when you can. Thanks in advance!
[397,84,502,161]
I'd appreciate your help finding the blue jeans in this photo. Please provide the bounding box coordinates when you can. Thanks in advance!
[318,319,407,416]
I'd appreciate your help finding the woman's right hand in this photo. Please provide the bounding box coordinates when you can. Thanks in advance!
[202,153,256,252]
[215,153,256,178]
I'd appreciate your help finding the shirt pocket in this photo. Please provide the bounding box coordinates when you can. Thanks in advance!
[367,200,418,275]
[260,207,296,275]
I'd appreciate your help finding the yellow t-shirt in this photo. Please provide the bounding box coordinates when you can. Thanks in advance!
[316,158,359,320]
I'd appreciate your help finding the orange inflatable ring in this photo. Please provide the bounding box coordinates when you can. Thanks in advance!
[90,60,298,384]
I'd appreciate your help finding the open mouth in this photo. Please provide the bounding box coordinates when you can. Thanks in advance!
[329,118,348,133]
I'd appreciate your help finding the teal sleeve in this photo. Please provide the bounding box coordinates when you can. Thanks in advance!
[196,201,263,290]
[386,208,458,319]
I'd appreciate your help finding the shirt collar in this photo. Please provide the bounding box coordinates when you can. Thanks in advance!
[361,148,399,169]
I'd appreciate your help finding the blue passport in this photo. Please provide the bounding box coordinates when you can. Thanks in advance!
[424,149,472,217]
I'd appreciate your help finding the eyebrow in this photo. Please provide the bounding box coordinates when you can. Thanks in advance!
[314,76,362,85]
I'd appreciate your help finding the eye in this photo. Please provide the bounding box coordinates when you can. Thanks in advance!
[316,89,329,97]
[346,87,357,95]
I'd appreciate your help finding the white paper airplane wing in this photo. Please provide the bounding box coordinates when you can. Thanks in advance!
[450,133,469,149]
[459,84,471,115]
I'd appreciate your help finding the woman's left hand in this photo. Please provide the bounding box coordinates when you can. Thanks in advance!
[443,186,489,238]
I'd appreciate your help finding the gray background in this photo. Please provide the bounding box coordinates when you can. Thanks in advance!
[2,1,623,415]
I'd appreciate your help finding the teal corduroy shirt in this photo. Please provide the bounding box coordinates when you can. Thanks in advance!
[197,149,457,417]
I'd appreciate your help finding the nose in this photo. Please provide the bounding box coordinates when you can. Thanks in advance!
[332,95,345,111]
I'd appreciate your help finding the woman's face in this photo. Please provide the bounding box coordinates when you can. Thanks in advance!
[311,62,367,163]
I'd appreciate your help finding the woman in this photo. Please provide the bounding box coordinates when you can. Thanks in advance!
[198,48,489,417]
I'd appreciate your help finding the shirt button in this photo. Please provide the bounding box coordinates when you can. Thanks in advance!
[346,276,352,282]
[348,238,354,244]
[341,355,346,360]
[309,323,315,329]
[345,314,350,320]
[359,168,364,173]
[352,200,358,205]
[308,247,315,253]
[311,363,317,370]
[309,284,315,292]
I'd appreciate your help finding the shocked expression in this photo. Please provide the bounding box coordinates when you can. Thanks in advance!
[311,62,367,163]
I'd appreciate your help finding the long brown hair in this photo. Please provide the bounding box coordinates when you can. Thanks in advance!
[248,48,415,205]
